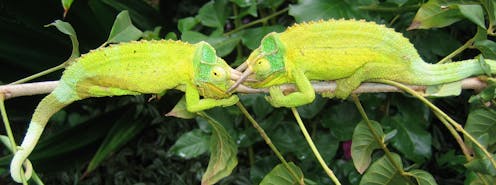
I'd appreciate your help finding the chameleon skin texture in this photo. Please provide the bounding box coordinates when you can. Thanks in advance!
[10,40,238,183]
[242,19,496,107]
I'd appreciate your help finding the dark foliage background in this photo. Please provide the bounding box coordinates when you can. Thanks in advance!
[0,0,495,184]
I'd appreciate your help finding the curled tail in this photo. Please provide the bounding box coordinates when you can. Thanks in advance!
[10,92,74,183]
[408,59,496,85]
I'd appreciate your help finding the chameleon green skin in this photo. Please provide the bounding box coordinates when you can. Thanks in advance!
[239,19,496,107]
[10,40,238,183]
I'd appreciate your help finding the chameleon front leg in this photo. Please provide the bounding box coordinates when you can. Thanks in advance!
[266,69,315,107]
[185,83,239,112]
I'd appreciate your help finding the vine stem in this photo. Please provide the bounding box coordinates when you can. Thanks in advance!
[9,63,67,85]
[432,111,472,160]
[290,107,341,185]
[372,79,496,170]
[224,7,289,36]
[236,102,303,184]
[438,38,474,64]
[0,95,28,185]
[351,95,412,182]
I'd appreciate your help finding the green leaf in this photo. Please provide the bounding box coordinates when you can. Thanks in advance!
[241,25,285,50]
[296,95,327,119]
[481,0,496,28]
[289,0,361,22]
[351,120,384,174]
[45,20,80,59]
[196,0,229,30]
[178,17,199,33]
[168,129,210,159]
[181,31,241,57]
[165,96,196,119]
[474,40,496,59]
[387,116,432,163]
[61,0,74,17]
[360,153,409,185]
[425,80,462,97]
[464,147,496,175]
[465,171,496,185]
[206,34,241,57]
[85,107,147,173]
[409,169,438,185]
[408,0,464,30]
[201,113,238,185]
[322,102,361,141]
[465,108,496,146]
[106,10,143,44]
[457,4,486,29]
[259,162,304,185]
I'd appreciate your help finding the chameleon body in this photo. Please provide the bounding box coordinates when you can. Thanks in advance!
[11,40,240,182]
[233,19,496,107]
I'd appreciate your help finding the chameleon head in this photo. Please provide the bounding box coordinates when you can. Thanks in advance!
[229,32,286,91]
[193,42,253,98]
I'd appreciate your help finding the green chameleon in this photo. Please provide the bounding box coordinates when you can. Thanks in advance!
[230,19,496,107]
[10,40,248,183]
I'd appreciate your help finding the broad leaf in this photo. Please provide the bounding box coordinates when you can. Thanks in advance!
[289,0,361,22]
[196,0,229,30]
[61,0,74,17]
[296,95,327,119]
[351,120,384,174]
[201,114,238,185]
[409,169,438,185]
[106,10,143,44]
[322,102,361,141]
[259,162,304,185]
[474,40,496,59]
[168,129,210,159]
[425,81,462,97]
[178,17,199,33]
[465,108,496,146]
[166,96,196,119]
[457,4,486,29]
[360,153,411,185]
[181,31,241,57]
[45,20,80,59]
[408,0,464,30]
[465,171,496,185]
[241,25,285,50]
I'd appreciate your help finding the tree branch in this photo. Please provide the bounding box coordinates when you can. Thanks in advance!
[0,77,487,100]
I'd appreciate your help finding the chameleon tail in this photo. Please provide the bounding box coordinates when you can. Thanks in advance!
[10,92,73,183]
[408,59,496,85]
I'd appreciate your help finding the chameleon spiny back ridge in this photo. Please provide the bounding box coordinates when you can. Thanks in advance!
[281,19,422,64]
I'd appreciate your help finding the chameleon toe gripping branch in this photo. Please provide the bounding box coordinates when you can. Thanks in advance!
[231,19,496,108]
[9,40,254,183]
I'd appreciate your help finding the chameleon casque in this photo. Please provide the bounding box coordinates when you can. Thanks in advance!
[10,40,248,182]
[231,19,496,107]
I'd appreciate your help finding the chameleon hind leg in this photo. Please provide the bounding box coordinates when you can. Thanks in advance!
[327,62,407,99]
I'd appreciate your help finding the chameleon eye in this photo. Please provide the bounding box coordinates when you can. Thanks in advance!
[211,66,226,81]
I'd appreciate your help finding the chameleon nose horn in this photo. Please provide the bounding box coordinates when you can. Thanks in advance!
[228,68,253,92]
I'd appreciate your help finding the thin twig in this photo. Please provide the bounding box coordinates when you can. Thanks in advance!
[0,77,486,100]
